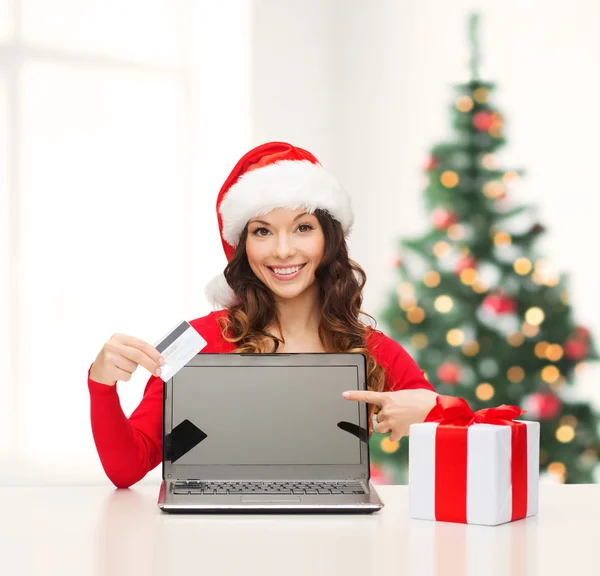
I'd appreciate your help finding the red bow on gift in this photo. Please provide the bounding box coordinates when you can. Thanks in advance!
[422,395,529,524]
[425,394,526,426]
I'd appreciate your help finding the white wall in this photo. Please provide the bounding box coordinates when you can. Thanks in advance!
[251,0,338,164]
[251,0,600,407]
[0,0,252,485]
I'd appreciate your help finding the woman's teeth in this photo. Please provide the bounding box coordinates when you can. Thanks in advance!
[270,264,305,275]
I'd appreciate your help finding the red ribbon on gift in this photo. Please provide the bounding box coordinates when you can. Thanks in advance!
[424,395,528,523]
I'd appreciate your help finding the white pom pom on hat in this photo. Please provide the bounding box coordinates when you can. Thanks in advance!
[205,141,354,309]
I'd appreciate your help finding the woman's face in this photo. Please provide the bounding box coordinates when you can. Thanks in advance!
[245,208,325,301]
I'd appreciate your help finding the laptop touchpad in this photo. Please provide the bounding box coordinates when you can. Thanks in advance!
[241,496,301,503]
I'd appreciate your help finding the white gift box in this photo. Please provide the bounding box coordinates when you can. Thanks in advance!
[408,420,540,526]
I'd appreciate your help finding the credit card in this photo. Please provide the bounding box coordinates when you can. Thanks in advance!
[154,320,207,381]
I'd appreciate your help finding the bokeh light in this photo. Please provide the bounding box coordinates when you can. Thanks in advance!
[507,366,525,383]
[456,95,474,112]
[514,258,533,275]
[435,295,454,313]
[391,317,408,332]
[560,415,578,428]
[473,87,489,103]
[493,231,512,246]
[541,365,560,384]
[411,333,429,349]
[525,307,545,326]
[447,224,465,241]
[380,437,400,453]
[424,271,441,287]
[441,171,460,188]
[475,383,495,401]
[547,462,566,483]
[535,341,550,358]
[483,181,505,199]
[481,153,497,169]
[502,171,520,184]
[556,425,575,443]
[447,329,465,346]
[472,281,489,293]
[508,332,525,347]
[460,268,478,285]
[399,297,417,311]
[462,340,480,356]
[397,282,415,299]
[546,344,564,362]
[407,307,425,324]
[433,241,451,258]
[522,322,540,338]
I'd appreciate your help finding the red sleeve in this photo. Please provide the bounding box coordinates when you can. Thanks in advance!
[88,363,163,489]
[367,329,436,393]
[88,311,228,488]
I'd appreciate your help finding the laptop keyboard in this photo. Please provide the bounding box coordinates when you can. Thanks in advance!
[172,480,366,495]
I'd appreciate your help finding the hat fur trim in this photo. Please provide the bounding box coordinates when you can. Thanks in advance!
[219,159,354,247]
[204,272,240,309]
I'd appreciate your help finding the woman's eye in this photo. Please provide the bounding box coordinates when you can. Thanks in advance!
[252,225,313,236]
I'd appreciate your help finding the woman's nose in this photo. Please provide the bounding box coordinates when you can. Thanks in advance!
[274,234,295,259]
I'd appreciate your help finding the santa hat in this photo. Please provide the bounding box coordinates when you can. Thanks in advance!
[205,141,354,309]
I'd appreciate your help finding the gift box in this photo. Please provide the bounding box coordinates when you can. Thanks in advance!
[408,395,540,526]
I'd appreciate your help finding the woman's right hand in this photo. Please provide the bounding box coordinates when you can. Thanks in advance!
[89,333,165,386]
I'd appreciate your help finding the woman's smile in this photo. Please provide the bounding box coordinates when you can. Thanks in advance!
[267,263,307,281]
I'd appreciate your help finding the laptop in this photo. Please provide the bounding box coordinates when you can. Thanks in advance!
[157,352,384,513]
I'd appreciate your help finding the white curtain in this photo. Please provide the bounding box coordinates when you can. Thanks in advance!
[0,0,252,484]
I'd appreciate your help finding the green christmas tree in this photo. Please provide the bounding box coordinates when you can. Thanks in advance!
[370,13,600,485]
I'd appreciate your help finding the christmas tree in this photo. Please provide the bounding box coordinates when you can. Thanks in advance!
[371,14,600,485]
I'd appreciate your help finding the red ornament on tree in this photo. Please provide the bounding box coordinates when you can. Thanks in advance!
[564,339,589,361]
[455,255,478,274]
[482,293,518,315]
[437,362,461,385]
[473,111,494,132]
[524,392,562,421]
[431,207,458,230]
[425,156,439,171]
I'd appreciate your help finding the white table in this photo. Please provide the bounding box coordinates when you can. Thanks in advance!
[0,484,593,576]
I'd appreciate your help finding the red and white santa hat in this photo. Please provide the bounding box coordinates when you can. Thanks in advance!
[205,141,354,309]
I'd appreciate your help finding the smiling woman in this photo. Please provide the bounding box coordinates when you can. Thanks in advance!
[222,205,353,355]
[87,141,438,488]
[247,210,323,297]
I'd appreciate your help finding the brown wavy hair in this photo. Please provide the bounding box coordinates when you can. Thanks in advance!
[216,208,386,420]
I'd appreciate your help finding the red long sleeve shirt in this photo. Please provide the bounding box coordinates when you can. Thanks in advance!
[88,310,435,488]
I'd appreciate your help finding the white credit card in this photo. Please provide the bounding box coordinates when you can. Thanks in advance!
[154,320,207,381]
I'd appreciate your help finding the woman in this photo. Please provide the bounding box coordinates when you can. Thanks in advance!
[88,142,438,489]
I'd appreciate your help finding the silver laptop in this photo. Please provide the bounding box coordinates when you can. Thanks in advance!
[157,353,384,513]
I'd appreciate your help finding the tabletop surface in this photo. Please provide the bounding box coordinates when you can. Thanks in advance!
[0,483,593,576]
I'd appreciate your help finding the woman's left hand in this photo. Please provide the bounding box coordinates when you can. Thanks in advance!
[342,389,439,442]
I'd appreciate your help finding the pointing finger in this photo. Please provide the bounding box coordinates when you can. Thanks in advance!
[342,390,387,406]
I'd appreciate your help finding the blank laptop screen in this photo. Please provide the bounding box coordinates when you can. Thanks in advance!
[170,365,363,466]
